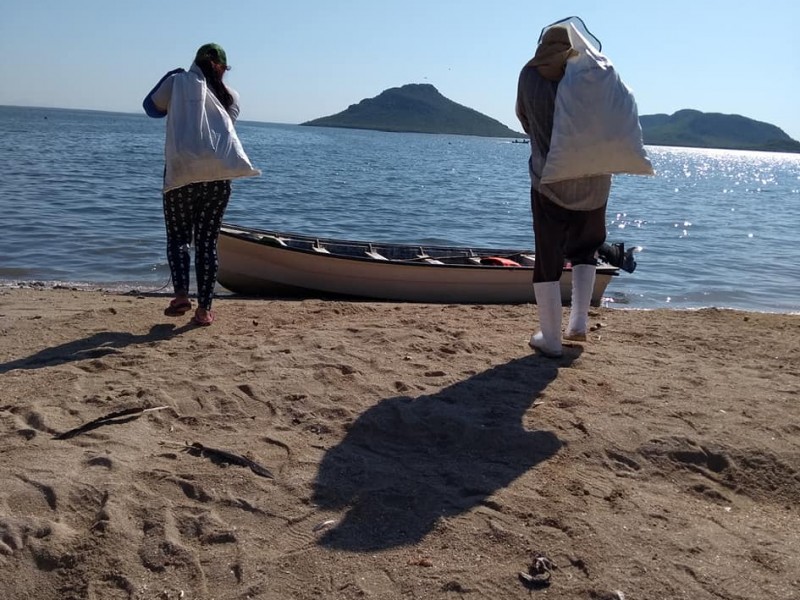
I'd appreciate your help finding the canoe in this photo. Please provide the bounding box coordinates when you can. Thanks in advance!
[216,223,619,305]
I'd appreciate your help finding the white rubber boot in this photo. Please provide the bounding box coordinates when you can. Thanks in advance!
[530,281,563,357]
[564,264,596,341]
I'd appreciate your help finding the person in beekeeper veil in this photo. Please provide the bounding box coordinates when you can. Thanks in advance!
[516,18,651,358]
[143,43,259,326]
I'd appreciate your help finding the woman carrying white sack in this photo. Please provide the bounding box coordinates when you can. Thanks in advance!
[515,17,653,357]
[143,43,260,326]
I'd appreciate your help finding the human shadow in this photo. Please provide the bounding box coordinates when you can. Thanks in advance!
[0,322,193,374]
[312,349,580,551]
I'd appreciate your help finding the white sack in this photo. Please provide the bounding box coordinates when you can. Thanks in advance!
[164,70,260,193]
[541,23,653,184]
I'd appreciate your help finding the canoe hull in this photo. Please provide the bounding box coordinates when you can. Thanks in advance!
[217,224,617,305]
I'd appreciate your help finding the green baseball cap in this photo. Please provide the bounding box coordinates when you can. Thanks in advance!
[195,43,227,67]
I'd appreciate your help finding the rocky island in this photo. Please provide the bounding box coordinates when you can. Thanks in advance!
[300,83,520,138]
[640,109,800,153]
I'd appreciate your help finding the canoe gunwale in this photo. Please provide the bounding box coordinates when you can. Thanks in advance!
[219,223,619,275]
[217,223,619,305]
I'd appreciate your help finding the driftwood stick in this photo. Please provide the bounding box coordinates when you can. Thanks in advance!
[53,406,170,440]
[186,442,274,479]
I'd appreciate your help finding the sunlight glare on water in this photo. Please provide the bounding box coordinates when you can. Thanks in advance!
[1,107,799,313]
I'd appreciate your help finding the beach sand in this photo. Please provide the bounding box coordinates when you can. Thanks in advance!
[0,286,798,600]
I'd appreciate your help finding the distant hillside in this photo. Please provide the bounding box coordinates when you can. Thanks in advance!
[640,109,800,153]
[299,86,799,153]
[300,83,521,138]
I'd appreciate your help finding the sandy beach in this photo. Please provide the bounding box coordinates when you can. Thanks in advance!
[0,286,798,600]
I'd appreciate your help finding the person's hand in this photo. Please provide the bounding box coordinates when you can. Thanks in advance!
[143,68,186,118]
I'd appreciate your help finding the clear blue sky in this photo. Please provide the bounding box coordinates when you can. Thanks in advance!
[3,1,799,139]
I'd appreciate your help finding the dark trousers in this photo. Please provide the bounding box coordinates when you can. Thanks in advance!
[531,187,607,283]
[163,180,231,310]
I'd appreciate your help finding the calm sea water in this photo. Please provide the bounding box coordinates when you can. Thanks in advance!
[1,105,799,313]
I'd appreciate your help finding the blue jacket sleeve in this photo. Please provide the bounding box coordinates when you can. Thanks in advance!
[142,68,185,118]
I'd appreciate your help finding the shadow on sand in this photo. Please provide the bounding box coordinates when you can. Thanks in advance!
[0,322,193,374]
[312,349,580,551]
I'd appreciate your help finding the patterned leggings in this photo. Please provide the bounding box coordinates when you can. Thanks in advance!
[163,180,231,310]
